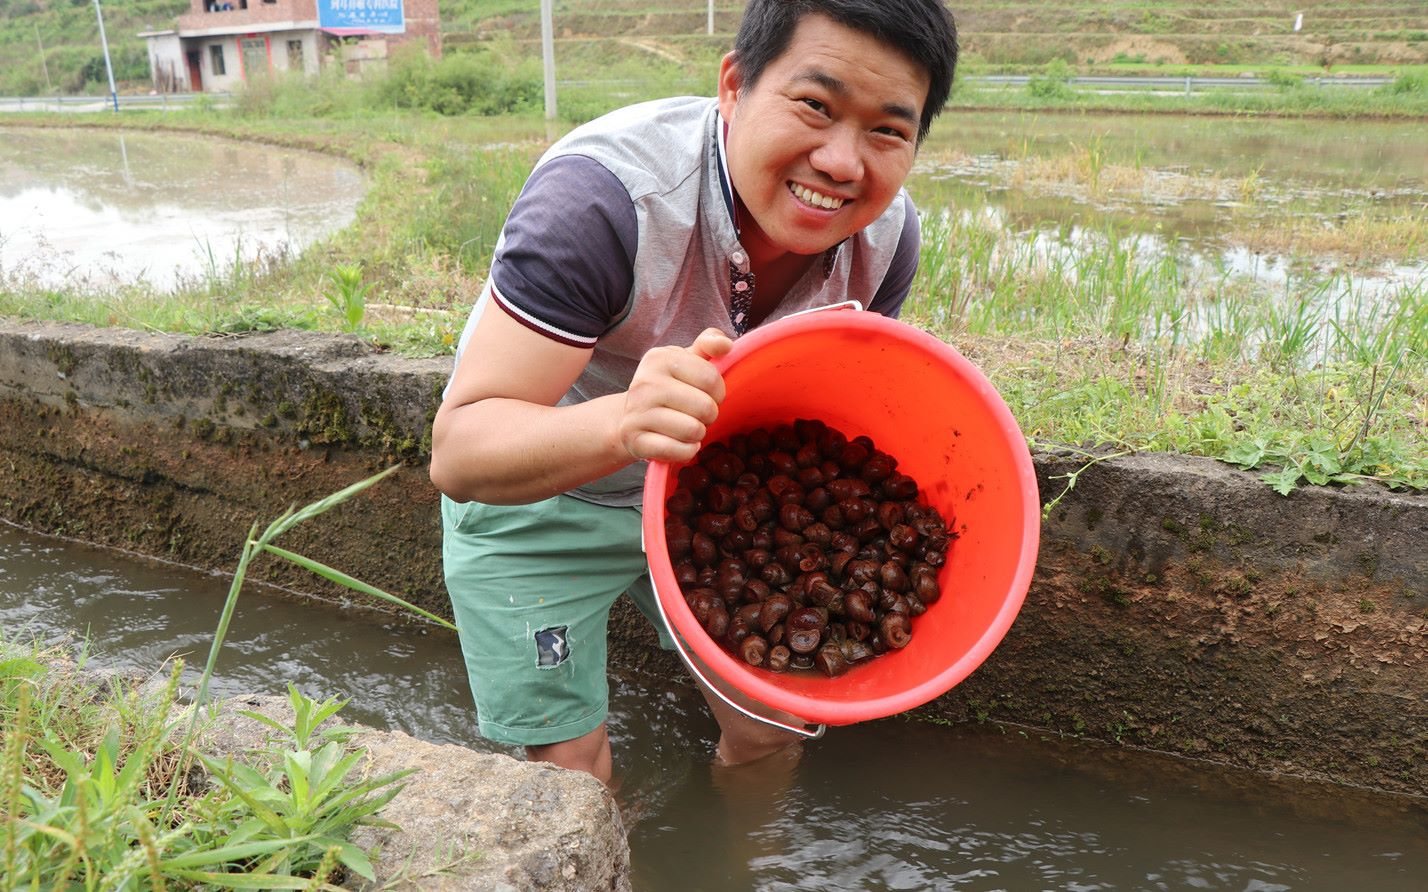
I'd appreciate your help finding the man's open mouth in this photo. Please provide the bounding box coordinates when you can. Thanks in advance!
[789,182,846,210]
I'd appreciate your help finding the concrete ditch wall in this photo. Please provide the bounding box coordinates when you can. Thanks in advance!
[2,319,1424,798]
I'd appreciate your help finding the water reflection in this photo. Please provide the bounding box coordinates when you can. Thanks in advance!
[3,521,1425,891]
[0,128,364,291]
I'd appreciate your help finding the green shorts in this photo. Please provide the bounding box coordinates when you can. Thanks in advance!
[440,493,676,747]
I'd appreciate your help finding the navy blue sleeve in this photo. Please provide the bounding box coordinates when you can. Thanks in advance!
[489,155,639,347]
[866,195,920,319]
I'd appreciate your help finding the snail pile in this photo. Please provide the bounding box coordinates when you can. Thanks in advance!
[664,419,951,678]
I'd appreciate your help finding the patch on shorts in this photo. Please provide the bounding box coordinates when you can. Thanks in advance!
[534,625,571,669]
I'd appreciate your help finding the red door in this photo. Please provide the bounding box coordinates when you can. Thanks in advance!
[186,50,203,92]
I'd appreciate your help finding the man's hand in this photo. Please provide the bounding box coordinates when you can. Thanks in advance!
[620,328,734,463]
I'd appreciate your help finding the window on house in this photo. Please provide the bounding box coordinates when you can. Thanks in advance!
[209,44,226,76]
[287,40,303,70]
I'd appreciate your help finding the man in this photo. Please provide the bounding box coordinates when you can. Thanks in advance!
[430,0,959,784]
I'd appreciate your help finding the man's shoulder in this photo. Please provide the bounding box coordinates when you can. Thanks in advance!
[542,97,717,200]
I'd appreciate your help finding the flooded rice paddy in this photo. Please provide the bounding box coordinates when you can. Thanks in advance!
[4,521,1426,891]
[913,111,1428,244]
[0,127,364,291]
[904,111,1427,360]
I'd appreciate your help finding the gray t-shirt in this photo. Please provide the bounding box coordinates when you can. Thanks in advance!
[453,97,920,506]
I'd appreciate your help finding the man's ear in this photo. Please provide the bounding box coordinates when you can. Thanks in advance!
[717,51,743,124]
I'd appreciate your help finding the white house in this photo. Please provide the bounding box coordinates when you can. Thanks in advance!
[140,0,441,93]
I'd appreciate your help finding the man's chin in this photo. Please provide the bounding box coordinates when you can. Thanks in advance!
[775,230,849,258]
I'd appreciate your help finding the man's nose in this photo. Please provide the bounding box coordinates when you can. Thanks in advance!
[809,125,863,184]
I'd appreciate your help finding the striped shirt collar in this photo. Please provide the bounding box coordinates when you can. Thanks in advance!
[716,115,740,236]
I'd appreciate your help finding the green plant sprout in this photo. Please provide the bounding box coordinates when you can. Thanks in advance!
[323,263,374,333]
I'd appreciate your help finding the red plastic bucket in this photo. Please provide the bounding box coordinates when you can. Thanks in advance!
[642,308,1040,727]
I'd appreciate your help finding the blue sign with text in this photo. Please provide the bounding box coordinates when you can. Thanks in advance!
[317,0,406,34]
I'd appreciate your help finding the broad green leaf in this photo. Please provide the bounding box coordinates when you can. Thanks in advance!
[1223,439,1266,468]
[160,834,322,869]
[326,837,377,882]
[17,818,81,849]
[164,868,333,889]
[196,754,288,832]
[1260,467,1302,496]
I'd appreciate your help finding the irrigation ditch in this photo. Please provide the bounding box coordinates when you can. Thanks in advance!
[1,318,1424,804]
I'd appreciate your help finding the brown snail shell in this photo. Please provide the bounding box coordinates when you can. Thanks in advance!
[740,635,769,667]
[879,612,912,649]
[815,642,851,678]
[758,594,793,632]
[767,644,791,673]
[786,627,822,655]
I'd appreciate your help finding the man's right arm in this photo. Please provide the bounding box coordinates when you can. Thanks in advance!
[429,154,733,505]
[429,303,732,506]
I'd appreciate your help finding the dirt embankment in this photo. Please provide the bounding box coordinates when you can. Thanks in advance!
[1,320,1424,798]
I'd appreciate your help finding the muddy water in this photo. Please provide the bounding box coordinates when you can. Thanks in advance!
[3,521,1426,891]
[0,128,363,291]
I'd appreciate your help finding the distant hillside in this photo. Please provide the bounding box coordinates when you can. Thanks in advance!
[444,1,1428,66]
[2,0,1424,96]
[0,0,186,95]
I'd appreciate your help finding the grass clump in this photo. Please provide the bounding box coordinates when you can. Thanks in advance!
[908,209,1428,493]
[0,644,405,887]
[1,467,459,886]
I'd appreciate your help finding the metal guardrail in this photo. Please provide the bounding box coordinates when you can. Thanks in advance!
[551,73,1399,93]
[0,74,1397,112]
[0,93,233,113]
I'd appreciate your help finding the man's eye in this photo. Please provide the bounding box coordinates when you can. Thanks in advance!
[875,126,911,140]
[800,98,827,114]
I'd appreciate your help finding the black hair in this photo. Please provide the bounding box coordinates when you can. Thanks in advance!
[731,0,959,144]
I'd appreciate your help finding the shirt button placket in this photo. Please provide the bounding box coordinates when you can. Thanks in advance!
[728,250,754,335]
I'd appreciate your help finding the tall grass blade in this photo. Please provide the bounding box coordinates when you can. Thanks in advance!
[257,544,455,631]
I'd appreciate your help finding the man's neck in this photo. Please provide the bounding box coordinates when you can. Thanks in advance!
[734,196,812,280]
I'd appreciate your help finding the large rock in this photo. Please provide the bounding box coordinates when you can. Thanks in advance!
[200,695,632,891]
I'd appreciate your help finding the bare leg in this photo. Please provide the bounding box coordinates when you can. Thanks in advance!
[703,691,803,883]
[696,680,804,766]
[526,722,613,786]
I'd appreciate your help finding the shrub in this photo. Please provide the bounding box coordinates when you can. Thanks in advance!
[1265,69,1305,90]
[1027,59,1075,100]
[1379,71,1428,96]
[374,45,541,116]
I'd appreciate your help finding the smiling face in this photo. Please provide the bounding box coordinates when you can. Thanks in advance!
[717,13,930,267]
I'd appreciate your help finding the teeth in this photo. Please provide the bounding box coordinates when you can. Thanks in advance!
[790,183,844,210]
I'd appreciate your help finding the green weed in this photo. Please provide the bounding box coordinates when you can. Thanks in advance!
[323,263,373,332]
[2,467,459,886]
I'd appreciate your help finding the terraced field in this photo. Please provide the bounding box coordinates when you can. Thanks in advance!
[441,0,1428,67]
[3,0,1424,96]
